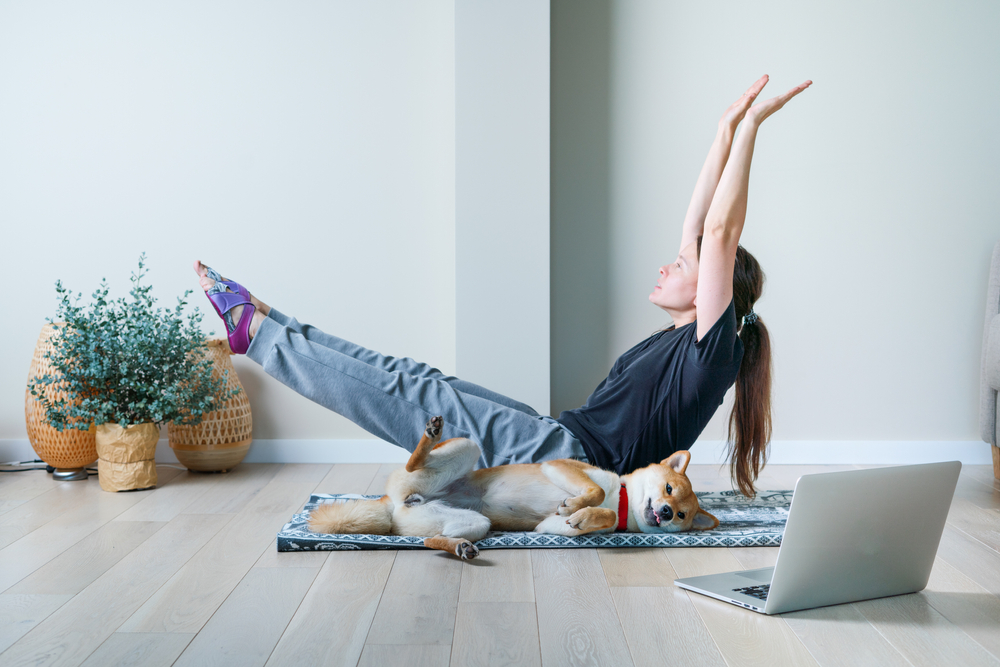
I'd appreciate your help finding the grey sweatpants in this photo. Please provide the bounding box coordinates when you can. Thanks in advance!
[246,307,588,469]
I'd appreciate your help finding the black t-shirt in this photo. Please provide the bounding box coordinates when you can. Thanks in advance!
[557,298,744,474]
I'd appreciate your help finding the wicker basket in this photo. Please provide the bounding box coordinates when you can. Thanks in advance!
[168,339,253,472]
[25,323,98,469]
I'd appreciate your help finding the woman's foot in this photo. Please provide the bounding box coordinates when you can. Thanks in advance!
[194,261,270,346]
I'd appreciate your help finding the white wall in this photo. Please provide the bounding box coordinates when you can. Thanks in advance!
[551,0,1000,457]
[1,1,456,447]
[456,0,551,415]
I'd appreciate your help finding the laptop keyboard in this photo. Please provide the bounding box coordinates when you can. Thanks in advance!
[733,584,770,601]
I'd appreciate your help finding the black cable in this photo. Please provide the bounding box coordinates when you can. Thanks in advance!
[0,467,48,472]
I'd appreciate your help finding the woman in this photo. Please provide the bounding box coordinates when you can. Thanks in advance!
[196,74,810,497]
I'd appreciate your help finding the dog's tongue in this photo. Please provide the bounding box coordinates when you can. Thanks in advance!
[655,513,660,525]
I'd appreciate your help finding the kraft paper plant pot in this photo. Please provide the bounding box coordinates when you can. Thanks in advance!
[95,422,158,492]
[168,339,253,473]
[25,323,98,469]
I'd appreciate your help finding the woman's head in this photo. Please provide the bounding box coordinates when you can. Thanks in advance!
[648,240,701,322]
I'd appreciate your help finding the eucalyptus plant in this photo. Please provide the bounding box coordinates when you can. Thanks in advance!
[28,253,239,430]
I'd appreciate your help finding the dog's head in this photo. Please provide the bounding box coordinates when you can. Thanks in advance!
[622,451,718,533]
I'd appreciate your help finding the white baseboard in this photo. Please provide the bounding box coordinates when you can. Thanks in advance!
[1,438,993,467]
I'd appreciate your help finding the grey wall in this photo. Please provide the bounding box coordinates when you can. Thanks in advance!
[551,0,1000,445]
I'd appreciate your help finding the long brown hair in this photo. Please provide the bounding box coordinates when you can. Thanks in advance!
[696,237,773,497]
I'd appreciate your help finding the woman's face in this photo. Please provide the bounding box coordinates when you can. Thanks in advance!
[649,241,699,313]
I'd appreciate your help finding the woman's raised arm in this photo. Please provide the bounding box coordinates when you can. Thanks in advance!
[695,77,812,342]
[677,75,769,256]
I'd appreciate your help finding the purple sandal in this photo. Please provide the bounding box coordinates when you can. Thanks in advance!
[203,266,256,355]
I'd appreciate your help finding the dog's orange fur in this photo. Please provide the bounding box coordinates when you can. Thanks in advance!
[309,416,719,559]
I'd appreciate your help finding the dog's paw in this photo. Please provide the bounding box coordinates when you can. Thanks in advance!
[425,416,443,439]
[567,508,604,532]
[557,497,586,516]
[456,541,479,560]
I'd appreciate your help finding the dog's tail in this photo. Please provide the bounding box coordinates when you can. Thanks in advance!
[308,496,393,535]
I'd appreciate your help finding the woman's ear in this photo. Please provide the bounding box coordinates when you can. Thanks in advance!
[690,508,719,531]
[661,450,691,474]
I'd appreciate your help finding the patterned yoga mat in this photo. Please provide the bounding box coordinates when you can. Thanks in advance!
[276,490,793,552]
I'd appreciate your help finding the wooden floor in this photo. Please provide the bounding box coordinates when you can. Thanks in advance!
[1,461,999,667]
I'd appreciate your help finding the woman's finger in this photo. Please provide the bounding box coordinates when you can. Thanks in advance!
[744,74,769,99]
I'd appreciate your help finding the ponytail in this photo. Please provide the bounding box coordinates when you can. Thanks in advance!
[726,246,772,497]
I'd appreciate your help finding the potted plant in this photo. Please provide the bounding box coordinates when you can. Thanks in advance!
[28,253,238,491]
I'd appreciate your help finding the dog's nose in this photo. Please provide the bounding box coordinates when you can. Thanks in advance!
[659,505,673,521]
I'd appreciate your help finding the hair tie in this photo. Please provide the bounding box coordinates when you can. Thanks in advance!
[743,309,758,326]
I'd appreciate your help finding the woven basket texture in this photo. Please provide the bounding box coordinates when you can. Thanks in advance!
[24,323,98,468]
[168,339,253,449]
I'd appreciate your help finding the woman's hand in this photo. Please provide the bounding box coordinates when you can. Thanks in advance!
[719,75,770,132]
[745,79,812,127]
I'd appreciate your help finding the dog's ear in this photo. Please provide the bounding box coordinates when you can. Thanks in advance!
[661,450,691,474]
[690,508,718,531]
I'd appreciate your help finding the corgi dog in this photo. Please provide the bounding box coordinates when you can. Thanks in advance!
[308,416,719,559]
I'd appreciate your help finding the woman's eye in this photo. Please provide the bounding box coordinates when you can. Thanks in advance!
[665,485,672,495]
[678,512,686,520]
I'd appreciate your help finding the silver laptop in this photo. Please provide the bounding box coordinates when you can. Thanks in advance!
[674,461,961,615]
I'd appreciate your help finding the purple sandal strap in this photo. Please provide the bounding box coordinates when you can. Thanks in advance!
[206,289,252,316]
[217,278,250,300]
[228,302,255,354]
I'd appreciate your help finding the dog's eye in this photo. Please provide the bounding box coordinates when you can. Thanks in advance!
[665,484,672,495]
[678,512,686,520]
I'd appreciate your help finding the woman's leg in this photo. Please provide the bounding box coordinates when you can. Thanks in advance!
[265,307,540,417]
[194,261,540,417]
[245,315,586,468]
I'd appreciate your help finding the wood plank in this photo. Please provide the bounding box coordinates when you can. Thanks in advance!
[269,463,333,484]
[451,601,541,667]
[459,549,534,602]
[118,511,292,633]
[964,465,1000,488]
[317,463,382,495]
[937,525,1000,596]
[0,513,231,667]
[954,473,1000,512]
[366,463,403,495]
[178,463,281,514]
[7,521,165,595]
[854,592,1000,667]
[598,547,675,588]
[780,602,911,667]
[0,480,98,550]
[79,632,194,667]
[366,550,464,645]
[173,567,319,667]
[357,644,451,667]
[611,587,726,667]
[0,594,73,655]
[947,498,1000,555]
[240,480,325,515]
[532,549,634,667]
[923,557,1000,660]
[112,469,214,522]
[0,471,64,506]
[265,551,395,667]
[0,481,151,593]
[666,548,818,667]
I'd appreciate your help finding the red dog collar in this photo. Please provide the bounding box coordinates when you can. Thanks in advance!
[617,483,628,531]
